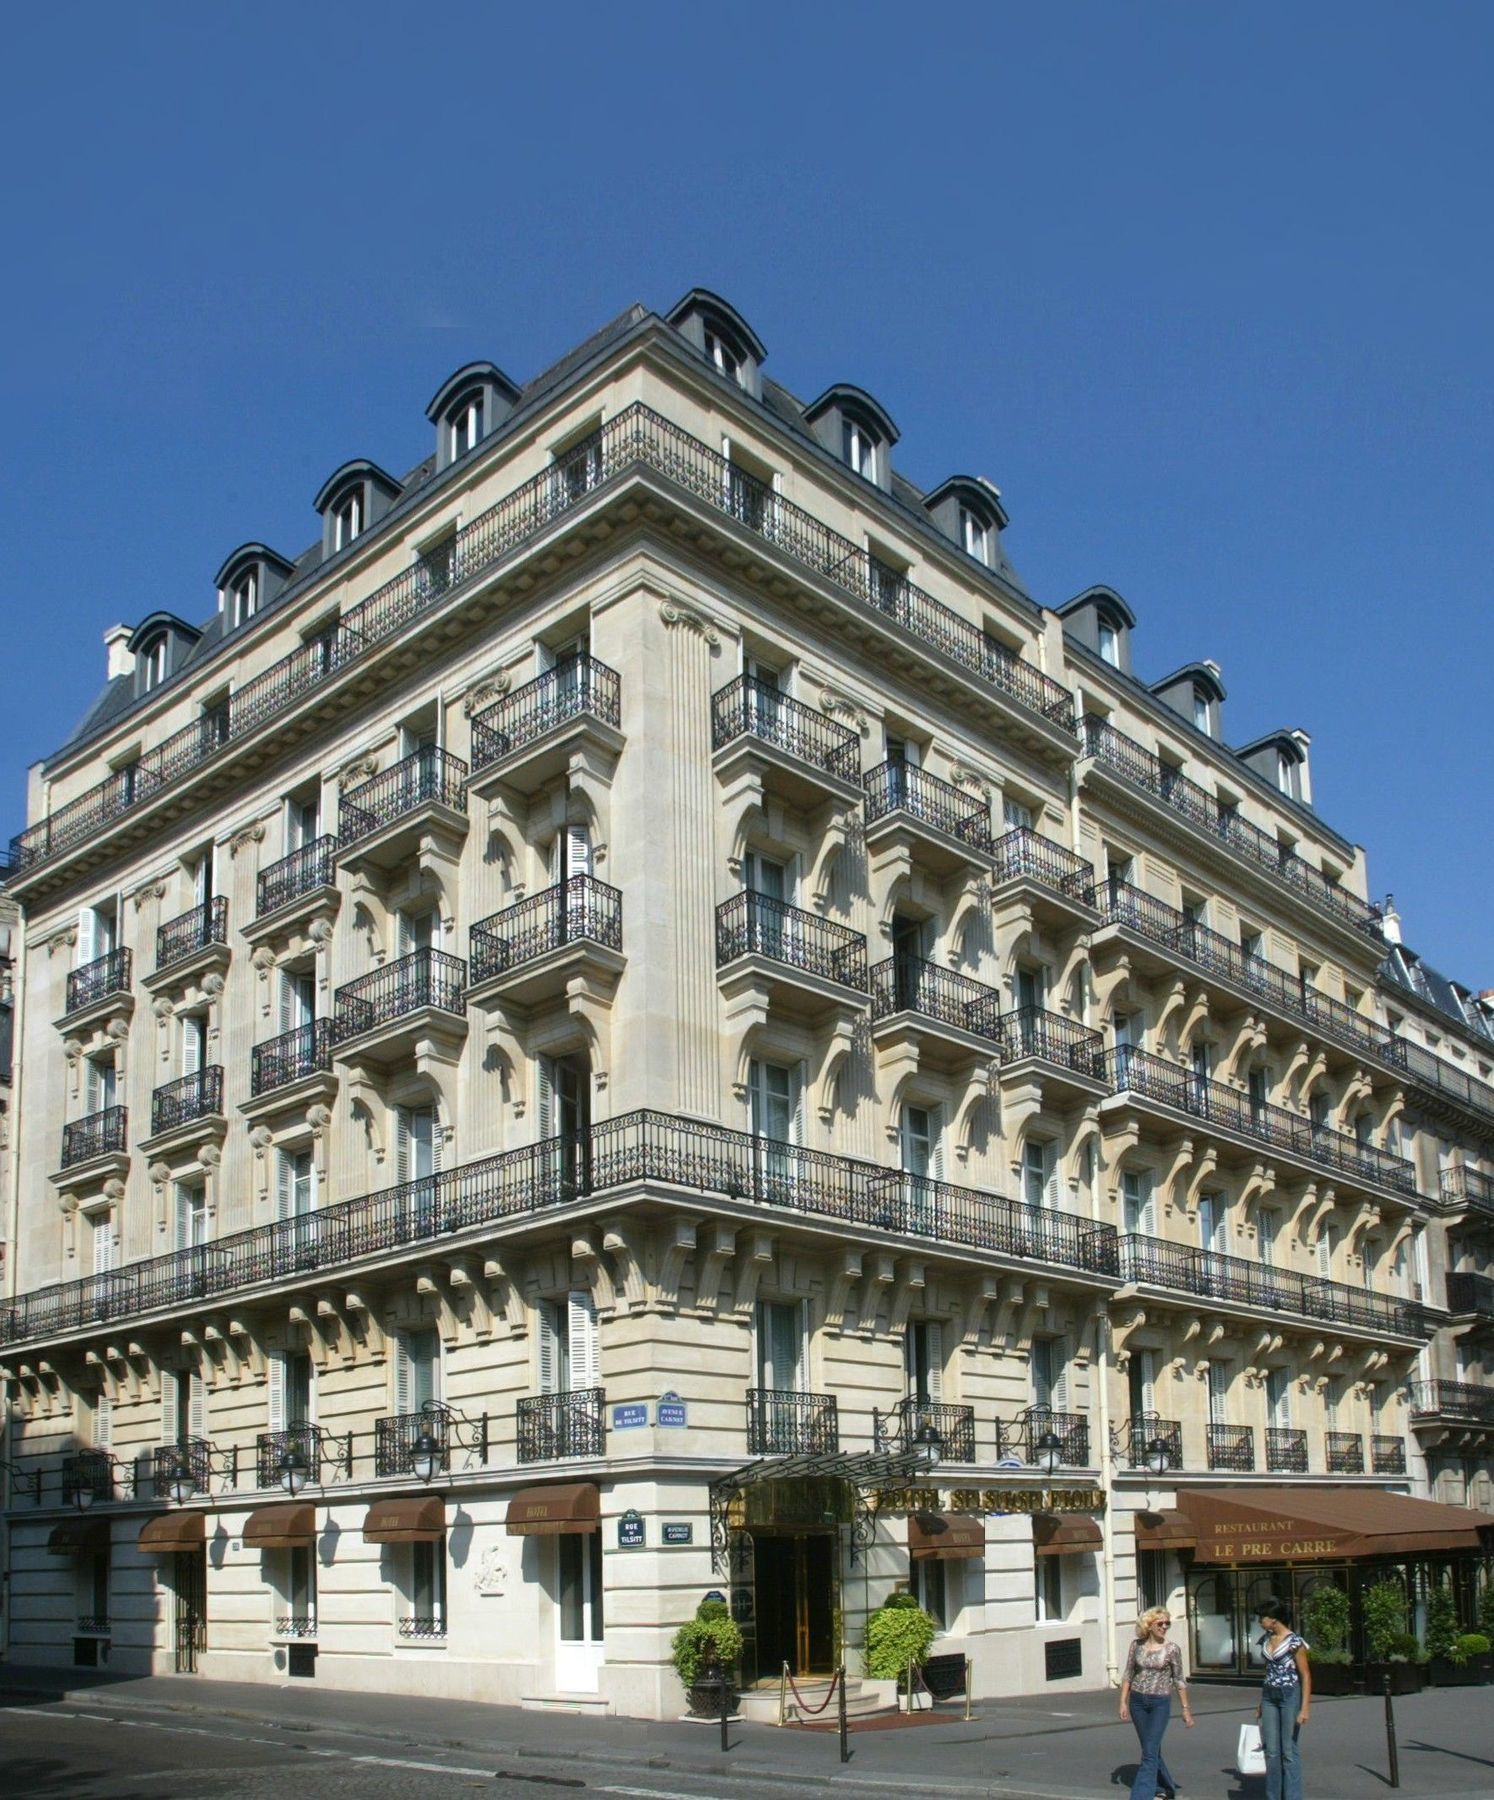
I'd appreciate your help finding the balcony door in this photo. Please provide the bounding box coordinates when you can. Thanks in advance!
[396,1104,440,1236]
[1030,1336,1069,1413]
[748,1059,800,1202]
[396,1327,441,1417]
[288,792,321,851]
[899,1103,941,1232]
[1197,1192,1228,1259]
[276,1147,318,1268]
[280,969,316,1034]
[1266,1367,1291,1430]
[755,1298,806,1399]
[905,1319,944,1420]
[744,655,784,737]
[540,1291,599,1398]
[538,1053,591,1198]
[743,850,789,961]
[551,822,593,884]
[1122,1169,1155,1235]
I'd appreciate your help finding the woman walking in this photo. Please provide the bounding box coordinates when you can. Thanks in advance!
[1256,1598,1311,1800]
[1119,1605,1194,1800]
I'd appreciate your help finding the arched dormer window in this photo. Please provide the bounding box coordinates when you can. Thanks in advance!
[313,460,402,561]
[924,476,1007,569]
[125,612,202,700]
[1057,586,1136,675]
[424,362,520,473]
[216,544,295,634]
[139,633,168,692]
[666,289,768,399]
[1150,660,1226,739]
[805,384,899,495]
[1237,729,1313,808]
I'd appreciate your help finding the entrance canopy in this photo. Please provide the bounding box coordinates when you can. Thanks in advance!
[1177,1487,1494,1564]
[47,1519,110,1556]
[363,1496,445,1543]
[506,1482,600,1537]
[137,1511,205,1555]
[909,1511,985,1561]
[243,1503,316,1549]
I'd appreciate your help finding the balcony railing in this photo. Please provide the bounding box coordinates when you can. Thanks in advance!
[990,827,1093,901]
[396,1617,447,1640]
[250,1019,333,1096]
[256,836,338,918]
[470,877,621,984]
[1118,1232,1428,1339]
[1447,1271,1494,1317]
[1122,1413,1183,1472]
[869,955,1002,1041]
[333,949,466,1041]
[151,1436,213,1499]
[1325,1431,1365,1474]
[517,1388,605,1462]
[1102,1045,1419,1198]
[1207,1423,1256,1472]
[997,1406,1091,1468]
[375,1406,449,1480]
[710,676,860,781]
[862,761,989,846]
[1409,1380,1494,1424]
[150,1066,224,1136]
[13,404,1075,878]
[61,1106,127,1169]
[0,1111,1121,1351]
[156,897,228,973]
[76,1617,111,1635]
[746,1387,839,1455]
[1266,1426,1309,1473]
[275,1616,318,1639]
[876,1395,977,1463]
[61,1449,115,1508]
[1398,1037,1494,1126]
[1371,1435,1407,1475]
[65,949,132,1017]
[715,892,868,991]
[256,1423,323,1490]
[1441,1166,1494,1217]
[471,656,621,771]
[993,1007,1107,1078]
[338,746,468,845]
[1081,716,1378,932]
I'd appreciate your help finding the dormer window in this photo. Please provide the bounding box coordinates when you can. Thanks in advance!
[843,416,879,483]
[139,636,168,692]
[805,385,899,495]
[1098,621,1119,667]
[1193,686,1210,734]
[666,290,767,399]
[1277,750,1301,800]
[332,489,363,551]
[447,393,483,461]
[230,569,258,629]
[961,507,988,564]
[704,328,742,386]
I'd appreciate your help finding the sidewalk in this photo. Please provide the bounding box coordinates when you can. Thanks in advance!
[0,1662,1489,1798]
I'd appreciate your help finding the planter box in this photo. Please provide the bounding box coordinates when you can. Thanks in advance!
[1308,1662,1354,1696]
[1366,1661,1423,1696]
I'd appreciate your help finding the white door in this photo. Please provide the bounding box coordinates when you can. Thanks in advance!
[1122,1169,1155,1235]
[397,1105,440,1235]
[899,1103,940,1232]
[748,1059,799,1199]
[554,1528,605,1693]
[1198,1193,1228,1257]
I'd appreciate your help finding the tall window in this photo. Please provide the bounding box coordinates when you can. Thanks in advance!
[704,328,742,385]
[1097,620,1119,667]
[539,1291,599,1395]
[1192,687,1210,734]
[411,1538,447,1631]
[230,570,258,628]
[905,1319,943,1406]
[139,635,168,691]
[960,507,988,564]
[842,416,878,481]
[1031,1337,1068,1411]
[332,489,362,551]
[913,1555,949,1630]
[175,1182,207,1250]
[755,1299,804,1394]
[395,1327,440,1416]
[1122,1169,1154,1235]
[447,394,483,460]
[1197,1191,1227,1256]
[1035,1555,1064,1623]
[1023,1140,1055,1208]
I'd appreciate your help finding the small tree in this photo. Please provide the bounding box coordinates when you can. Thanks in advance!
[864,1591,938,1680]
[1424,1582,1459,1662]
[1302,1583,1351,1663]
[1362,1580,1407,1663]
[671,1598,745,1692]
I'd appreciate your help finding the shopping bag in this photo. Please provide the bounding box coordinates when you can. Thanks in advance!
[1236,1722,1267,1777]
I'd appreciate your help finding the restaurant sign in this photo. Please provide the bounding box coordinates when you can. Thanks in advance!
[1198,1516,1347,1562]
[876,1486,1105,1515]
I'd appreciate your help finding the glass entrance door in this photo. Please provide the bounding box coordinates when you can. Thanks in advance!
[752,1534,836,1677]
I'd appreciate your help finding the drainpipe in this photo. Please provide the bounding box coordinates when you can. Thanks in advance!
[1096,1311,1120,1686]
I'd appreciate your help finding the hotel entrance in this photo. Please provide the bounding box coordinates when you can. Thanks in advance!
[753,1533,836,1676]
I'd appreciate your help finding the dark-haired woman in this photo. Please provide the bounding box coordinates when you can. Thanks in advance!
[1256,1598,1311,1800]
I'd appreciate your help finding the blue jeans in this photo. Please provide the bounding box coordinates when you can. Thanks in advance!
[1260,1684,1303,1800]
[1128,1692,1178,1800]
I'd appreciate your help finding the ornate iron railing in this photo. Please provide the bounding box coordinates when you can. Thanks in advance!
[256,836,338,917]
[471,656,621,771]
[256,1423,324,1490]
[66,949,132,1016]
[13,404,1073,876]
[746,1387,839,1455]
[990,827,1093,900]
[61,1449,115,1508]
[75,1616,111,1634]
[517,1388,605,1462]
[338,746,468,845]
[998,1406,1091,1468]
[1207,1423,1256,1472]
[156,897,228,972]
[333,949,466,1040]
[1447,1271,1494,1317]
[274,1616,318,1638]
[150,1066,223,1136]
[396,1616,447,1639]
[710,676,860,781]
[1266,1426,1309,1472]
[715,891,868,991]
[61,1106,127,1168]
[1409,1380,1494,1424]
[1325,1431,1365,1474]
[863,761,989,846]
[869,955,1002,1041]
[1121,1413,1183,1472]
[993,1006,1107,1077]
[151,1436,213,1499]
[876,1395,978,1463]
[1441,1165,1494,1217]
[1371,1435,1407,1475]
[251,1019,333,1096]
[375,1406,450,1480]
[470,877,621,984]
[1398,1036,1494,1126]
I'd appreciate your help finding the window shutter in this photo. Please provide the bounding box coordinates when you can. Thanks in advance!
[1050,1340,1070,1412]
[188,1372,207,1440]
[925,1321,944,1401]
[568,1289,599,1391]
[395,1335,412,1416]
[181,1016,202,1077]
[160,1368,179,1443]
[537,1059,554,1142]
[788,1063,804,1146]
[538,1301,559,1394]
[174,1186,190,1252]
[268,1353,287,1434]
[93,1217,114,1275]
[566,823,592,880]
[95,1393,112,1453]
[1137,1349,1156,1416]
[1031,1339,1052,1410]
[395,1109,410,1186]
[274,1152,291,1221]
[1043,1144,1060,1208]
[430,1111,443,1175]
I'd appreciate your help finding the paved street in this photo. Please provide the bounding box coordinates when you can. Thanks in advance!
[2,1669,1492,1798]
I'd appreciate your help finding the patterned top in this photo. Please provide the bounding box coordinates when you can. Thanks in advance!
[1261,1632,1308,1688]
[1126,1638,1186,1696]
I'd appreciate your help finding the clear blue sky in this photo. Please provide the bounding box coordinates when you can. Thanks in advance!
[2,3,1490,984]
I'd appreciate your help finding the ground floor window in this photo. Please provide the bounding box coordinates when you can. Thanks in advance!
[405,1537,447,1637]
[1035,1556,1065,1623]
[279,1545,316,1634]
[559,1530,604,1642]
[912,1557,953,1631]
[1137,1548,1169,1613]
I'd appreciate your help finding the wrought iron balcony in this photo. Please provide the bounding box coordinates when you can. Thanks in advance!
[1447,1271,1494,1317]
[1102,1045,1419,1199]
[715,892,868,992]
[151,1436,213,1499]
[61,1106,128,1169]
[274,1616,318,1639]
[1118,1232,1429,1339]
[397,1616,447,1640]
[998,1406,1091,1468]
[1266,1426,1309,1473]
[256,1423,325,1490]
[470,877,621,985]
[65,949,132,1017]
[1441,1165,1494,1218]
[860,1168,1119,1274]
[1410,1380,1494,1425]
[256,836,339,919]
[472,656,621,772]
[869,955,1002,1042]
[875,1395,977,1463]
[156,897,228,973]
[250,1019,334,1097]
[149,1066,223,1137]
[710,675,860,783]
[1325,1431,1365,1474]
[333,949,466,1043]
[746,1387,839,1455]
[863,761,990,849]
[1121,1413,1183,1472]
[989,827,1094,904]
[1371,1435,1408,1475]
[1398,1036,1494,1129]
[517,1388,605,1463]
[61,1449,115,1508]
[1207,1423,1256,1472]
[993,1006,1107,1080]
[338,746,468,846]
[375,1406,450,1480]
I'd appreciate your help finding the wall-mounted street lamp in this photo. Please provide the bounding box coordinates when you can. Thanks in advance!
[1036,1430,1063,1479]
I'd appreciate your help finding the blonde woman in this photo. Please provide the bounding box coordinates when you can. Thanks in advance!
[1119,1605,1194,1800]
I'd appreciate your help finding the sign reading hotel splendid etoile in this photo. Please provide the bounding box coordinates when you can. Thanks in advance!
[1201,1516,1347,1561]
[876,1487,1105,1515]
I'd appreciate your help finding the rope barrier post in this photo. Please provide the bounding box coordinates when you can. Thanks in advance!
[1383,1673,1400,1789]
[838,1665,849,1764]
[777,1660,788,1727]
[906,1657,914,1714]
[964,1654,973,1722]
[719,1660,730,1755]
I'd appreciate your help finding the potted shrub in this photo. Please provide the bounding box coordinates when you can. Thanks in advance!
[1302,1585,1353,1697]
[864,1590,938,1687]
[1451,1632,1492,1685]
[1362,1581,1423,1696]
[671,1598,745,1718]
[1480,1581,1494,1644]
[1424,1583,1463,1686]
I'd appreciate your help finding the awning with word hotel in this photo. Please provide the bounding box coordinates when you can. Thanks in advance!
[1176,1487,1494,1565]
[47,1519,111,1556]
[242,1503,317,1550]
[506,1482,601,1537]
[1134,1510,1197,1552]
[361,1496,445,1544]
[908,1511,986,1561]
[1033,1513,1103,1556]
[137,1511,206,1555]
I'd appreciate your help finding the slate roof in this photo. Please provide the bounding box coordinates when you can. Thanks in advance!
[1380,942,1494,1046]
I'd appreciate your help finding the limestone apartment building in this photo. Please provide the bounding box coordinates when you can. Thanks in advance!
[1,291,1490,1715]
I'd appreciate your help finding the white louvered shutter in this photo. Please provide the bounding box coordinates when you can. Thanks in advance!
[161,1367,179,1442]
[568,1289,599,1391]
[93,1216,114,1275]
[395,1109,410,1186]
[181,1016,202,1077]
[394,1335,412,1415]
[274,1152,291,1221]
[268,1353,287,1435]
[537,1059,554,1141]
[925,1321,944,1402]
[788,1064,804,1146]
[566,823,592,880]
[538,1301,559,1394]
[95,1393,112,1453]
[188,1372,207,1440]
[1050,1340,1071,1411]
[1044,1144,1060,1208]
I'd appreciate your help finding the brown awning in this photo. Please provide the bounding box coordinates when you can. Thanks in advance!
[137,1511,206,1555]
[909,1511,986,1561]
[1176,1487,1494,1565]
[1034,1512,1103,1556]
[362,1496,445,1544]
[1135,1509,1197,1552]
[47,1519,110,1556]
[506,1482,601,1537]
[243,1503,316,1549]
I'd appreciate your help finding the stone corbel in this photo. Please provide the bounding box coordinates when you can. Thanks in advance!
[570,1228,617,1314]
[131,878,168,913]
[47,924,80,957]
[887,1260,927,1337]
[288,1304,331,1372]
[462,669,513,718]
[201,1320,238,1384]
[229,1317,269,1383]
[805,808,858,915]
[654,1220,697,1313]
[250,944,278,1016]
[825,1251,863,1333]
[1110,1307,1150,1370]
[228,820,267,858]
[1012,1285,1049,1356]
[694,1223,737,1313]
[857,1251,897,1336]
[337,753,380,791]
[659,595,723,645]
[414,1270,460,1346]
[817,687,869,735]
[602,1218,648,1310]
[446,1258,494,1341]
[315,1294,354,1364]
[482,1253,528,1336]
[732,1229,776,1316]
[953,1059,1001,1160]
[957,1273,1003,1349]
[344,1291,387,1361]
[149,1161,173,1234]
[812,1017,858,1126]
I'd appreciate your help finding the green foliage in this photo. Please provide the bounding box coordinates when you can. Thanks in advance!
[881,1590,922,1609]
[1362,1580,1408,1663]
[1480,1581,1494,1641]
[864,1595,938,1679]
[1389,1631,1422,1664]
[1425,1583,1459,1661]
[1301,1584,1351,1658]
[1306,1645,1351,1666]
[1450,1632,1491,1666]
[670,1604,745,1690]
[696,1599,730,1623]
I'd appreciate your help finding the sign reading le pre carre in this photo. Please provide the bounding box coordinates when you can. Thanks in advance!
[1203,1517,1345,1562]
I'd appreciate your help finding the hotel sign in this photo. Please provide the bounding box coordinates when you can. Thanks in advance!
[876,1487,1105,1515]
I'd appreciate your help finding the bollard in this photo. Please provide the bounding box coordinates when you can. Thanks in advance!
[838,1664,850,1764]
[964,1653,973,1722]
[906,1657,915,1714]
[1383,1672,1399,1789]
[777,1660,789,1727]
[720,1665,730,1755]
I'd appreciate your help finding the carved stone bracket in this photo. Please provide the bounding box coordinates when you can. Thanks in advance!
[659,597,722,645]
[229,822,267,858]
[462,670,513,717]
[818,687,869,734]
